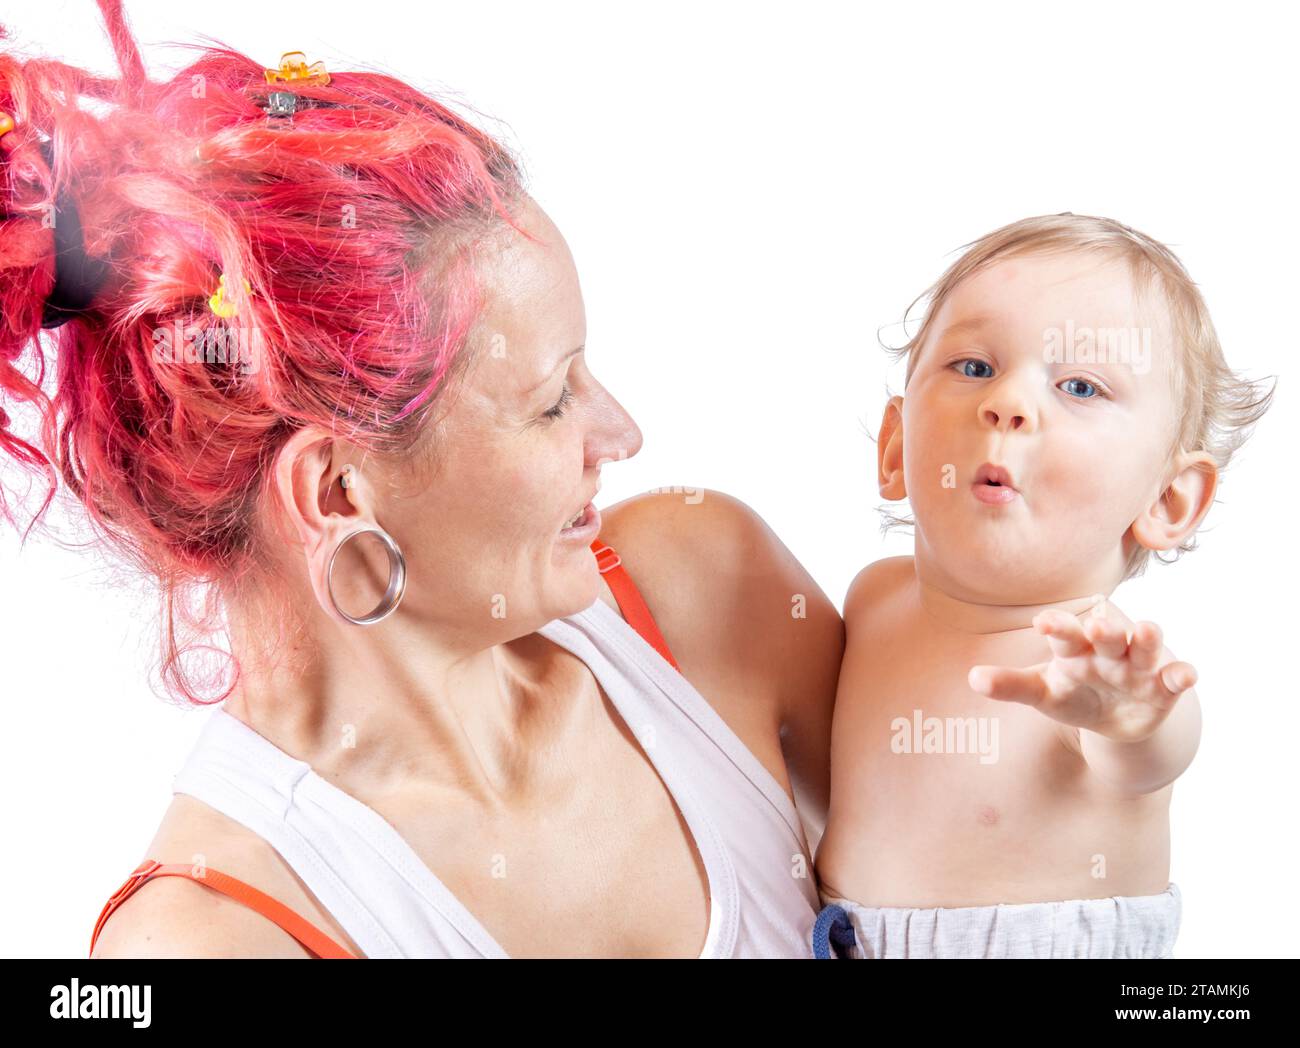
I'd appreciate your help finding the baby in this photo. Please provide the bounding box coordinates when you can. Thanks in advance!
[812,214,1273,959]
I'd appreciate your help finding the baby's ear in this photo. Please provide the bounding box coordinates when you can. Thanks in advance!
[1131,450,1218,552]
[878,395,907,500]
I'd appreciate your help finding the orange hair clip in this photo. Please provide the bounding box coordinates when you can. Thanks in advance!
[0,111,15,140]
[264,51,331,87]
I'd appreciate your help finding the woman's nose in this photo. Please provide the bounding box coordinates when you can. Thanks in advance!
[587,389,643,467]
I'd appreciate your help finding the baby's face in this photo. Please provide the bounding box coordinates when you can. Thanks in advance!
[895,249,1181,603]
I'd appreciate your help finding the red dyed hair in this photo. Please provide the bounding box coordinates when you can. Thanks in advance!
[0,1,529,704]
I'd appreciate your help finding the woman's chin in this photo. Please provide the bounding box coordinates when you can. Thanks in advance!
[545,562,602,621]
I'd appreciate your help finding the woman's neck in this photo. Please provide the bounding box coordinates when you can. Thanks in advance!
[221,610,597,808]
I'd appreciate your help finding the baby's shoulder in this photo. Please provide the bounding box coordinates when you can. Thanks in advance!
[843,556,914,623]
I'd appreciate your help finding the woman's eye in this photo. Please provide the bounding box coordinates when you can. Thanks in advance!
[952,358,994,378]
[542,384,574,421]
[1059,377,1104,399]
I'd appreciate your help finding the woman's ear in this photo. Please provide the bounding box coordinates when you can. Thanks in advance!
[878,395,907,500]
[1131,450,1218,553]
[271,428,381,626]
[272,428,367,550]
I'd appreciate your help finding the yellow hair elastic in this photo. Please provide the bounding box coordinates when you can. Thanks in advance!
[208,273,252,319]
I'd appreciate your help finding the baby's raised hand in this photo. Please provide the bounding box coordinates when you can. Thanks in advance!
[967,599,1198,743]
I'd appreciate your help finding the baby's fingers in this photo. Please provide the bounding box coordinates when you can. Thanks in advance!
[969,664,1048,707]
[1128,621,1164,674]
[1158,660,1198,702]
[1032,610,1091,659]
[1084,614,1130,661]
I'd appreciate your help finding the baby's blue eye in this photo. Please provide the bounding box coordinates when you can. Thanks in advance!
[1060,377,1099,399]
[955,359,993,378]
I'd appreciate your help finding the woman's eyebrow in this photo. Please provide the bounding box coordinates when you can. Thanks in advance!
[524,343,584,394]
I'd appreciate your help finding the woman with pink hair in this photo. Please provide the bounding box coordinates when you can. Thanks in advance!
[1,2,841,957]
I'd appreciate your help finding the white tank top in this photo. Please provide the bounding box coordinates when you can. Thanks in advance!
[170,596,820,958]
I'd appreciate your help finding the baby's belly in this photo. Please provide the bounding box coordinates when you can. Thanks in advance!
[815,707,1172,907]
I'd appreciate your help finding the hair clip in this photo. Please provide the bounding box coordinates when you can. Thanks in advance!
[208,273,252,319]
[262,52,330,124]
[261,53,331,124]
[263,91,299,120]
[0,111,15,141]
[264,52,331,88]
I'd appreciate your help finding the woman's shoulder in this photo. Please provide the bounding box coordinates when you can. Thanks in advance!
[90,869,312,959]
[91,794,357,959]
[595,486,797,631]
[597,487,766,581]
[595,488,842,722]
[597,486,806,586]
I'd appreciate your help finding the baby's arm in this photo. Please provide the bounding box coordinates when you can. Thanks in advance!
[968,599,1202,795]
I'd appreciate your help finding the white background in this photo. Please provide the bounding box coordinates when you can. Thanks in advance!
[1,0,1295,958]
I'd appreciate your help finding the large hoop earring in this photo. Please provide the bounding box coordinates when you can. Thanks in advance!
[326,526,407,626]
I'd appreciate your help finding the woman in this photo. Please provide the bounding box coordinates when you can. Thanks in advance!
[2,4,842,958]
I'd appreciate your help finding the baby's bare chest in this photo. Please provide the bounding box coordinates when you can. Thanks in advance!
[832,612,1077,788]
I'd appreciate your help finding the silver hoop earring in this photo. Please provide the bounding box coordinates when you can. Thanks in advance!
[326,526,407,626]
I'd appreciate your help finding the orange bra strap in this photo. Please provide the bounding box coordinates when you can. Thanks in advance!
[91,858,358,959]
[590,540,680,671]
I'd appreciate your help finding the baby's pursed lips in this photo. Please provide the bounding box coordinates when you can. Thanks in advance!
[974,462,1018,490]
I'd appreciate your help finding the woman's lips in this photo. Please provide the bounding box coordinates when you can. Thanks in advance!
[558,501,601,541]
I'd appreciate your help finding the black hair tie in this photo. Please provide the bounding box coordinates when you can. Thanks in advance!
[35,137,110,329]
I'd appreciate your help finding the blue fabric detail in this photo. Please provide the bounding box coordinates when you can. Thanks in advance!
[812,902,856,959]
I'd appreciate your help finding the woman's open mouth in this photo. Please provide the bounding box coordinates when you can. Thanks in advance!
[558,500,600,541]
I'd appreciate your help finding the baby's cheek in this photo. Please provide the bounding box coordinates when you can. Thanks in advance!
[903,421,952,491]
[1041,452,1134,540]
[1052,449,1108,497]
[902,451,946,519]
